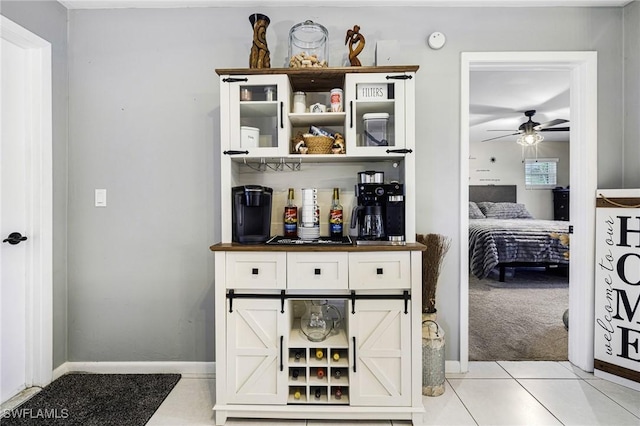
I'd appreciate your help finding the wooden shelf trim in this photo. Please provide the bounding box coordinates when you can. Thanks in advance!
[216,66,419,92]
[210,242,426,252]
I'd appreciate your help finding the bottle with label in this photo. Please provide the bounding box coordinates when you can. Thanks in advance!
[284,188,298,238]
[329,188,343,240]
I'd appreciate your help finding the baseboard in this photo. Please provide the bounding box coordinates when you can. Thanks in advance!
[445,360,461,374]
[52,361,215,380]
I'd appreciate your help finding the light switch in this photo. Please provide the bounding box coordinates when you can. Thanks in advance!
[95,189,107,207]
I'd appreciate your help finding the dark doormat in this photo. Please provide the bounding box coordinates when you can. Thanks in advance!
[1,373,181,426]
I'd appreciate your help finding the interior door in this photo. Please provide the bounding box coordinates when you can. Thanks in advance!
[349,299,411,406]
[226,298,288,404]
[1,36,29,404]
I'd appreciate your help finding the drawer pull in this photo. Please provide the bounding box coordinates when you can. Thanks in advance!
[376,267,384,275]
[252,268,259,275]
[314,268,321,275]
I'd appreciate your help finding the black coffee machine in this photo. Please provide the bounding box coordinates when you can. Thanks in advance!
[232,185,273,244]
[351,182,405,245]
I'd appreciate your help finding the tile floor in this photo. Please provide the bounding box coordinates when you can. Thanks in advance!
[147,361,640,426]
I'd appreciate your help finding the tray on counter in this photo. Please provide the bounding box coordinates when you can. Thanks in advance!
[266,236,353,246]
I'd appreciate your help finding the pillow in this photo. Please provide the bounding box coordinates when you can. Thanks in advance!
[476,201,494,216]
[483,202,534,219]
[469,202,485,219]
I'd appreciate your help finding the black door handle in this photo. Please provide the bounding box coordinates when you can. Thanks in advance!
[3,232,27,245]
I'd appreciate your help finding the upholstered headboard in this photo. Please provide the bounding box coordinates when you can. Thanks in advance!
[469,185,517,203]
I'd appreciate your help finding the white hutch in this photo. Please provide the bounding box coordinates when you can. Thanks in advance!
[210,66,426,425]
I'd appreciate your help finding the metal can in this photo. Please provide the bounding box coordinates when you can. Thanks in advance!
[330,88,343,112]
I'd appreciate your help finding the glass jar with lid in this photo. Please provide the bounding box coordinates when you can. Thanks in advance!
[288,20,328,68]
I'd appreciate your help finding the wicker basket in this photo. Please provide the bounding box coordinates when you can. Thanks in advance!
[303,135,334,154]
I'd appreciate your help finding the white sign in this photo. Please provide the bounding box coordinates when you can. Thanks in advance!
[357,83,387,101]
[594,202,640,388]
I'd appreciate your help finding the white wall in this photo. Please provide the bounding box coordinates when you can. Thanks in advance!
[469,140,570,219]
[5,5,621,363]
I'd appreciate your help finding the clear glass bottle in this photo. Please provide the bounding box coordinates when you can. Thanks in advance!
[284,188,298,238]
[329,188,343,240]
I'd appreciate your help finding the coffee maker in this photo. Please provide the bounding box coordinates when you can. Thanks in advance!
[232,185,273,244]
[350,182,405,245]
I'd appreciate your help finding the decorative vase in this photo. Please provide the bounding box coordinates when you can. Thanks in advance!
[249,13,270,69]
[422,315,445,397]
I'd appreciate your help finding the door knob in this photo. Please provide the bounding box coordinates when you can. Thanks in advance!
[3,232,27,245]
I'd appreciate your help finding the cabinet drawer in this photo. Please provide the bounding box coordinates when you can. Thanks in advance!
[287,253,349,290]
[226,252,286,289]
[348,252,410,290]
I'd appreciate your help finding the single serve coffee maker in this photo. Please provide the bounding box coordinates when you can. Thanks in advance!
[350,181,405,245]
[232,185,273,244]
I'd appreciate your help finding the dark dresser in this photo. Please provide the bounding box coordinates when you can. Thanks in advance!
[553,188,570,221]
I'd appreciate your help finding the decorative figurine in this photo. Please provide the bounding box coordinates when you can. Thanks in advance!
[345,25,365,66]
[249,13,271,68]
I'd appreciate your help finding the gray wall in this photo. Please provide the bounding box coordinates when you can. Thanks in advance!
[66,6,624,362]
[1,0,68,369]
[624,1,640,187]
[3,3,631,364]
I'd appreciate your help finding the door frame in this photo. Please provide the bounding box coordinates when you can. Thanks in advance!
[460,51,597,372]
[1,16,53,389]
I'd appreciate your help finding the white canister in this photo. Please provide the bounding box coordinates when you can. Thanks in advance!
[293,91,306,113]
[330,88,343,112]
[240,126,260,148]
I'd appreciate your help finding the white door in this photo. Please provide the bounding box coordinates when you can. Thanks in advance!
[0,16,53,403]
[1,36,29,404]
[349,299,411,406]
[226,298,288,404]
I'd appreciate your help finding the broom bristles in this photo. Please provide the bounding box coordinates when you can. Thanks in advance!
[417,233,451,313]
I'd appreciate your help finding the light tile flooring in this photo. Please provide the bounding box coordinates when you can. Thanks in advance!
[147,361,640,426]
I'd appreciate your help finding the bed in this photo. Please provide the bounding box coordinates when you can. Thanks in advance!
[469,185,570,282]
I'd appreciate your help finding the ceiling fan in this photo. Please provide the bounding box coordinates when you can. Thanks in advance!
[482,110,569,143]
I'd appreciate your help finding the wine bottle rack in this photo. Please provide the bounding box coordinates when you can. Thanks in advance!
[287,326,349,404]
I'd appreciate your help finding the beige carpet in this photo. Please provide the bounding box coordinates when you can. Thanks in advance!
[469,267,569,361]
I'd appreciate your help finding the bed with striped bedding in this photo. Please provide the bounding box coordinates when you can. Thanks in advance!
[469,218,570,281]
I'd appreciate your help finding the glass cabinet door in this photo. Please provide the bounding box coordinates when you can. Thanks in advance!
[224,74,290,157]
[344,73,409,157]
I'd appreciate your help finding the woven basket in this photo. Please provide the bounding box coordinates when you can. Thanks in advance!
[304,135,334,154]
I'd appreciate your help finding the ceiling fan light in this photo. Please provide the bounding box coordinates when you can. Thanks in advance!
[517,132,543,146]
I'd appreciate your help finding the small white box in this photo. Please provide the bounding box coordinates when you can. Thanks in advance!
[375,40,399,66]
[240,126,259,148]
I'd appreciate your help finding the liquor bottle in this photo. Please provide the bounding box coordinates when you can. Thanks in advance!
[284,188,298,238]
[329,187,343,240]
[315,348,324,360]
[334,386,342,400]
[317,368,325,379]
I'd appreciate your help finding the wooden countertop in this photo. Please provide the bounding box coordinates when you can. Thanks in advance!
[209,242,426,252]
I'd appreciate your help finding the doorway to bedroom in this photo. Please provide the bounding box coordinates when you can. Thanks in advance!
[467,69,571,362]
[460,52,598,373]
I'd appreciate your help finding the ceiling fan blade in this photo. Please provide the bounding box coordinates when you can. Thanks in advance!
[539,126,570,132]
[481,132,520,142]
[486,129,520,132]
[534,119,569,130]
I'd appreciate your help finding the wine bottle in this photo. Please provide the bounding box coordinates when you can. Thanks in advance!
[284,188,298,238]
[292,369,299,379]
[294,389,301,400]
[332,352,340,361]
[317,368,325,379]
[334,369,341,379]
[315,388,322,399]
[315,349,324,359]
[329,187,343,240]
[335,386,342,400]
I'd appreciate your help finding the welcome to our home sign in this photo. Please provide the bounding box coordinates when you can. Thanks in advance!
[594,190,640,389]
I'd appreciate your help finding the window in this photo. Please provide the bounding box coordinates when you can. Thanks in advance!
[524,158,558,189]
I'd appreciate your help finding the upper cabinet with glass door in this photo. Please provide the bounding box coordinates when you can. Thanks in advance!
[344,71,415,157]
[220,74,291,158]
